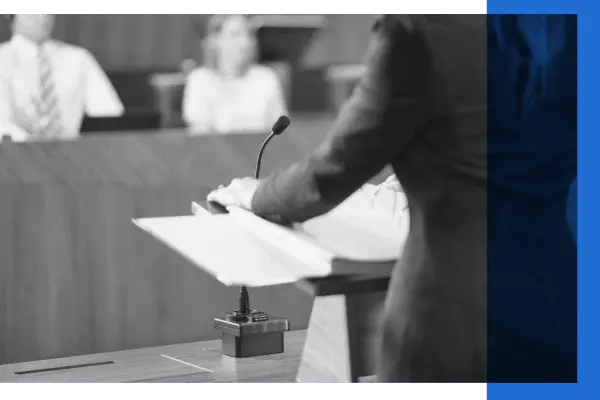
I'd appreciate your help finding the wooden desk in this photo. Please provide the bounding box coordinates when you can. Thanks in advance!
[0,331,307,383]
[0,114,392,367]
[0,116,335,365]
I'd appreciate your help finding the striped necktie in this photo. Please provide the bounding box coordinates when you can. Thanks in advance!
[37,45,62,138]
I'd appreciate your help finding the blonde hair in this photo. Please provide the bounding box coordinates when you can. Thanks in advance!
[202,14,258,76]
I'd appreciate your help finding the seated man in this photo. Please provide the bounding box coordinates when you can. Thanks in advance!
[0,14,124,142]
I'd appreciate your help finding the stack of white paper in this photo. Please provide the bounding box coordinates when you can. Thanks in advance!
[134,186,409,287]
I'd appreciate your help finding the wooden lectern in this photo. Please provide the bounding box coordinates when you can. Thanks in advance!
[296,275,389,382]
[202,202,393,383]
[136,183,407,383]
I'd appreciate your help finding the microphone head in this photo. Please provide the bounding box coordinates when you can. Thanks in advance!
[271,115,291,135]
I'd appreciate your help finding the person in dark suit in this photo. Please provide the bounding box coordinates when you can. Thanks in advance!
[209,14,487,382]
[208,14,576,382]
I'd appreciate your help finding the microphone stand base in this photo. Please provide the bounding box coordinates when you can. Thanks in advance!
[214,312,290,358]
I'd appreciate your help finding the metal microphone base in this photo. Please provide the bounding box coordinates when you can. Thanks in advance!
[214,310,290,358]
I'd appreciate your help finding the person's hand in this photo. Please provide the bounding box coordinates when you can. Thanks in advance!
[206,177,261,210]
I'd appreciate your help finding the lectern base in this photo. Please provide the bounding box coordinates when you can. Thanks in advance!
[214,315,290,358]
[296,289,386,382]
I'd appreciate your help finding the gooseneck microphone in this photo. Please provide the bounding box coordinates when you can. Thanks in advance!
[255,115,291,179]
[237,115,291,319]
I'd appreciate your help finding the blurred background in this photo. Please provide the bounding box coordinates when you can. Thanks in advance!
[0,14,376,128]
[0,14,390,367]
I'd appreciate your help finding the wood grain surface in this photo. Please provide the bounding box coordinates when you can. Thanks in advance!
[0,330,307,382]
[0,15,375,70]
[297,291,385,383]
[0,116,341,365]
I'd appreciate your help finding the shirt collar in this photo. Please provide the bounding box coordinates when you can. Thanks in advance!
[10,34,54,58]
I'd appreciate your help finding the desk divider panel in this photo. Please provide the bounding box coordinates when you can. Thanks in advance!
[0,118,332,365]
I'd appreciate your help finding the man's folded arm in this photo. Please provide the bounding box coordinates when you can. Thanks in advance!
[251,15,431,222]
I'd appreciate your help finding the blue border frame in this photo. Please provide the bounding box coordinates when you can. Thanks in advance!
[0,0,600,400]
[486,0,600,400]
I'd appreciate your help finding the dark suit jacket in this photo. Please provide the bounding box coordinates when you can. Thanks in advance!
[252,15,576,382]
[252,15,488,382]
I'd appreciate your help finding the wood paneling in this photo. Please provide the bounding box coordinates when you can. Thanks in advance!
[57,15,203,70]
[0,15,374,71]
[0,115,338,365]
[303,15,376,67]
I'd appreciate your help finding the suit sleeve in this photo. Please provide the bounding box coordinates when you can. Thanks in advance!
[251,15,431,222]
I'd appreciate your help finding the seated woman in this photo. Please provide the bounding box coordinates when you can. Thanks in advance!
[182,15,287,135]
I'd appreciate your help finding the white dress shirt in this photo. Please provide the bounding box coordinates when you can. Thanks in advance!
[0,35,124,142]
[182,65,287,135]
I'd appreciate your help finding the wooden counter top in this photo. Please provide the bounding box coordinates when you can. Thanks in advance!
[0,331,306,383]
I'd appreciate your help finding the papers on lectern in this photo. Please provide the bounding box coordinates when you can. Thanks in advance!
[133,184,408,287]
